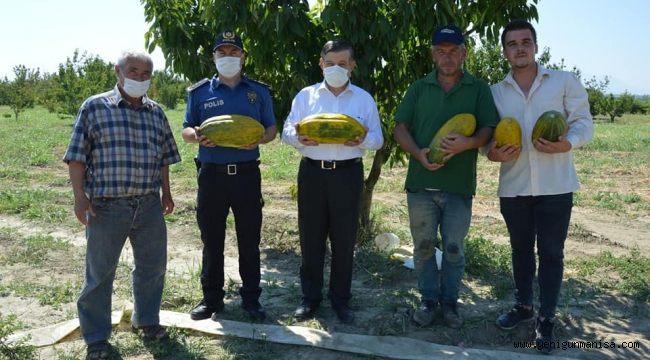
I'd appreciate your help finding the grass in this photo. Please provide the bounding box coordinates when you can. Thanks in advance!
[50,328,284,360]
[107,328,212,359]
[161,263,203,311]
[354,244,410,287]
[0,314,36,360]
[260,141,302,181]
[567,250,650,302]
[592,190,643,211]
[0,281,79,309]
[0,188,72,224]
[464,235,513,300]
[0,108,73,203]
[1,105,646,220]
[3,234,71,266]
[583,115,650,153]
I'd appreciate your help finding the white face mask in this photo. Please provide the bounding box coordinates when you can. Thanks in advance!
[215,56,242,78]
[122,78,151,98]
[323,65,349,88]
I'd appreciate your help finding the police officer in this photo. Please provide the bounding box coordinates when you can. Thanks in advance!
[182,30,276,322]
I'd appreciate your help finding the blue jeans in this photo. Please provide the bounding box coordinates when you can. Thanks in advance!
[500,193,573,318]
[78,193,167,345]
[407,190,472,304]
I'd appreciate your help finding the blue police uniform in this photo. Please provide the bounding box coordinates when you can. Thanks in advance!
[184,75,275,312]
[184,76,275,163]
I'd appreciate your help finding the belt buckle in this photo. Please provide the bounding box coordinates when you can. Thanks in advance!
[227,164,237,175]
[321,160,335,170]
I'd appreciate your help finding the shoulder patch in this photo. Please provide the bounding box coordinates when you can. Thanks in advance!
[186,78,210,92]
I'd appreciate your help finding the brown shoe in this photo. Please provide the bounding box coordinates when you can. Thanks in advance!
[86,340,110,360]
[131,324,169,341]
[441,302,463,329]
[413,300,437,326]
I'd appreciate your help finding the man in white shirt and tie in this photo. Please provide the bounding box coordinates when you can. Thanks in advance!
[282,39,383,324]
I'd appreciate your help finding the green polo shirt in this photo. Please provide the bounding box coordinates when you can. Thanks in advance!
[395,70,498,195]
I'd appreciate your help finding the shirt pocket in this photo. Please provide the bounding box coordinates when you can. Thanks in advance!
[146,133,164,164]
[535,99,565,119]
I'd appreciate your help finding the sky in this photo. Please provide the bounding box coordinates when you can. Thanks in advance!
[1,0,649,94]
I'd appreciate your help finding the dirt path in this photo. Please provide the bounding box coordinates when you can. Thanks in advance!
[570,208,650,257]
[1,201,649,359]
[0,214,86,246]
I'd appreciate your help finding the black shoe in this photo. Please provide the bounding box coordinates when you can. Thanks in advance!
[294,300,320,319]
[190,300,224,320]
[242,301,267,321]
[496,304,535,330]
[333,305,355,324]
[535,317,555,354]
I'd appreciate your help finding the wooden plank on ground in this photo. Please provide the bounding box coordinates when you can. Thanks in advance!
[8,309,573,360]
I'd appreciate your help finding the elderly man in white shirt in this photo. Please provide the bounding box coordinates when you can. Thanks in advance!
[487,20,593,354]
[282,39,383,324]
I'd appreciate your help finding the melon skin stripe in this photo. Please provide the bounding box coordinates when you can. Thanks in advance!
[296,113,366,144]
[427,113,476,164]
[198,114,265,148]
[532,110,568,142]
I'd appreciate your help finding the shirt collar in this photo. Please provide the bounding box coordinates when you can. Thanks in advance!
[316,80,355,95]
[504,63,551,86]
[110,86,155,110]
[212,74,253,89]
[423,70,474,86]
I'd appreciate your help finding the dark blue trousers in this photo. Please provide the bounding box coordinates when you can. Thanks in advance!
[500,193,573,318]
[196,164,263,308]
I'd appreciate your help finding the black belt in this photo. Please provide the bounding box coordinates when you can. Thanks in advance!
[201,160,260,175]
[303,157,361,170]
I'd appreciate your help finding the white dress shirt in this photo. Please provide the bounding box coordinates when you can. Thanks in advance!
[282,81,384,160]
[490,65,593,197]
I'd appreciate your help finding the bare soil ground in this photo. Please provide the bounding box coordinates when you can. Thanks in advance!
[1,165,649,359]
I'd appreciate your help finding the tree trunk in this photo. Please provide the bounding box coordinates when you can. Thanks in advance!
[359,145,390,237]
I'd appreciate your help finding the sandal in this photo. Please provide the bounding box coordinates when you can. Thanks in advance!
[131,324,169,340]
[86,340,109,360]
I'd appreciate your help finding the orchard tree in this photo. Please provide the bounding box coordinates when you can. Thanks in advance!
[0,77,8,105]
[143,0,322,120]
[5,65,40,120]
[149,70,189,110]
[583,76,609,117]
[601,92,636,122]
[466,37,587,84]
[464,38,510,84]
[47,50,115,116]
[142,0,539,235]
[625,96,648,115]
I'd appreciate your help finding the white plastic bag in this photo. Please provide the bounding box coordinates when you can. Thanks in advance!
[374,232,400,252]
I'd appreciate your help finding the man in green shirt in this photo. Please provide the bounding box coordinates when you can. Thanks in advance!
[393,25,498,328]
